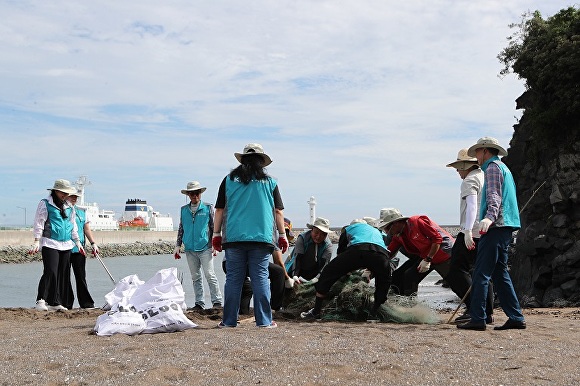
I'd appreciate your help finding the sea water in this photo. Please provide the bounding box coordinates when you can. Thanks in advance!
[0,247,458,309]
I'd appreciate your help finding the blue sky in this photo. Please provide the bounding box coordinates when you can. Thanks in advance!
[0,0,574,229]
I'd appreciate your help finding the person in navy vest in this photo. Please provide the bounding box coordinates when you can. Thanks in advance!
[174,181,223,310]
[30,179,85,312]
[458,137,526,331]
[213,143,288,328]
[65,189,99,309]
[301,219,392,320]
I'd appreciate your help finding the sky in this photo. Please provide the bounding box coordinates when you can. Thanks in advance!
[0,0,575,230]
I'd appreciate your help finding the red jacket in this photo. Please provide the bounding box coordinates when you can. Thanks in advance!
[387,215,454,264]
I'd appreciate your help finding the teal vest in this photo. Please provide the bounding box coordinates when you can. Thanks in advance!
[284,230,332,273]
[480,156,521,229]
[72,207,86,253]
[345,222,387,249]
[223,176,277,245]
[180,202,211,252]
[42,199,74,242]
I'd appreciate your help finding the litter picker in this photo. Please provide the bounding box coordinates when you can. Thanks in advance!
[447,286,471,324]
[94,252,116,284]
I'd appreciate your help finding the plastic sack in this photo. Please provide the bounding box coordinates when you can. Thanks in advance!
[94,304,146,336]
[103,274,145,311]
[139,299,197,334]
[129,267,187,312]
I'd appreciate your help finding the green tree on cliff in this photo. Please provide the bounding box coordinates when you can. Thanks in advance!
[498,7,580,145]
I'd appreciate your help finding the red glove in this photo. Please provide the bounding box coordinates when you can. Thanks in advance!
[212,236,223,252]
[173,247,181,259]
[278,236,289,253]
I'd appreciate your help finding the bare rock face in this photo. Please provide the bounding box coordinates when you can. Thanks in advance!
[504,119,580,307]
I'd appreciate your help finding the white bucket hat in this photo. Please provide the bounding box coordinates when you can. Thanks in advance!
[350,218,366,225]
[362,217,377,226]
[446,148,479,171]
[307,217,331,234]
[375,208,409,229]
[69,188,83,197]
[47,179,77,195]
[234,143,272,166]
[181,181,207,195]
[467,137,508,157]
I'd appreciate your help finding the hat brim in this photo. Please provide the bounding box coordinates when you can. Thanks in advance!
[48,187,77,195]
[446,160,479,169]
[467,143,508,157]
[181,187,207,195]
[307,223,331,234]
[376,216,409,230]
[234,152,272,166]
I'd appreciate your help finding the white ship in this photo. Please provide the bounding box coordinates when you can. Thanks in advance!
[119,198,174,231]
[74,176,119,231]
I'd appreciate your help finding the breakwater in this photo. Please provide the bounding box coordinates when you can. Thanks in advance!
[0,227,460,264]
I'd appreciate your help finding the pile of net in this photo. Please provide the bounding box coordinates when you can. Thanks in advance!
[279,271,440,324]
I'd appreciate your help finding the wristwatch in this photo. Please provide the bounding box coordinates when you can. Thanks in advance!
[425,256,433,262]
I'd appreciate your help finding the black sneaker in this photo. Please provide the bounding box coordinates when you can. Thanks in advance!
[493,319,526,330]
[454,312,471,324]
[300,308,321,321]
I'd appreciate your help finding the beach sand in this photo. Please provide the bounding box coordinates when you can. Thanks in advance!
[0,307,578,385]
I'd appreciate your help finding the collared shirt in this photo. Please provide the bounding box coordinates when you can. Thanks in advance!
[483,161,503,222]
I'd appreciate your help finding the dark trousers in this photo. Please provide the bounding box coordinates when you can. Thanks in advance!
[36,247,71,307]
[222,261,285,313]
[67,252,95,309]
[315,245,392,310]
[391,255,427,295]
[445,233,494,316]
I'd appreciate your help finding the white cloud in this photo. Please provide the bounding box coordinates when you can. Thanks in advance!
[0,0,573,228]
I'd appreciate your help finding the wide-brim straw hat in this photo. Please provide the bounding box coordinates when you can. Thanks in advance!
[375,208,409,229]
[234,143,272,166]
[181,181,207,195]
[467,137,508,157]
[307,217,331,234]
[363,217,377,226]
[69,188,83,197]
[47,179,77,195]
[446,148,479,170]
[284,217,295,241]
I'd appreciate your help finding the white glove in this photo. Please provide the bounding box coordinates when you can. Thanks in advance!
[361,269,372,283]
[91,243,100,255]
[29,240,40,254]
[479,218,493,234]
[292,275,301,284]
[284,277,295,288]
[417,259,431,273]
[463,230,475,250]
[75,240,86,256]
[310,277,319,284]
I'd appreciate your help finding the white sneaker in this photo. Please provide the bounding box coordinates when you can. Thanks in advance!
[47,304,68,312]
[35,299,48,311]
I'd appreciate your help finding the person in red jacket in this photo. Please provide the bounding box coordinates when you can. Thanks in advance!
[376,208,455,296]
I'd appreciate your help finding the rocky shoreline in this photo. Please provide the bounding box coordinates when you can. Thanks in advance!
[0,227,461,264]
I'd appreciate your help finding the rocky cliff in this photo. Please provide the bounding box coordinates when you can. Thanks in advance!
[504,100,580,307]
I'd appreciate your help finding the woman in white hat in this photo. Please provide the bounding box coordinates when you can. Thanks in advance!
[212,143,287,328]
[444,149,494,324]
[174,181,223,310]
[30,179,85,312]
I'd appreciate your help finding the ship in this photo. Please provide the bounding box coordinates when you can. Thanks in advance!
[119,198,174,231]
[73,176,119,231]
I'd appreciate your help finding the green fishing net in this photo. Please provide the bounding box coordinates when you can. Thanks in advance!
[279,271,440,324]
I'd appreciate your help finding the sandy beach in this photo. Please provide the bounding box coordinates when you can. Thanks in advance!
[0,307,578,385]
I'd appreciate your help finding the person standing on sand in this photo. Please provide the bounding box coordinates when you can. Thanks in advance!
[174,181,222,310]
[213,143,288,328]
[458,137,526,331]
[64,190,99,309]
[301,219,392,320]
[30,179,84,312]
[444,149,494,324]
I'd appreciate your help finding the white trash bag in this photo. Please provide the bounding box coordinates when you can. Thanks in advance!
[95,267,197,336]
[102,274,144,311]
[94,303,146,336]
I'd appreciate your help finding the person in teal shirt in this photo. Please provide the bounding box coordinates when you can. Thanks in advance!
[174,181,222,310]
